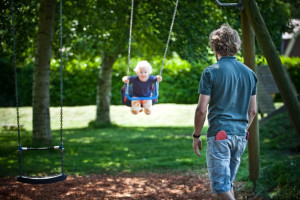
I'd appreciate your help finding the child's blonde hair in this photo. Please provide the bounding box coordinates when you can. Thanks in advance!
[134,60,152,74]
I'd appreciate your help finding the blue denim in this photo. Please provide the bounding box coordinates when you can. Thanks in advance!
[206,135,248,194]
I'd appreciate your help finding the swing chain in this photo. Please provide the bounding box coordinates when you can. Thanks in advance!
[126,0,134,94]
[127,0,178,94]
[59,0,64,174]
[10,0,22,176]
[10,0,20,143]
[11,0,65,177]
[127,0,134,77]
[160,0,179,76]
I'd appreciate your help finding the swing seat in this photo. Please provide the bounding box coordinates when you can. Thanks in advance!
[121,82,158,107]
[17,173,67,184]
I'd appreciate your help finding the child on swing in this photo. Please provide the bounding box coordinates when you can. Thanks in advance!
[122,60,162,115]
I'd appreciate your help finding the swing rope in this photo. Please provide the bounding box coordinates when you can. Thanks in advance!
[126,0,179,95]
[11,0,66,184]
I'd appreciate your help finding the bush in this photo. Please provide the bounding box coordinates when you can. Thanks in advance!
[49,59,99,106]
[9,54,299,106]
[0,58,33,107]
[281,56,300,93]
[1,55,209,106]
[0,58,15,107]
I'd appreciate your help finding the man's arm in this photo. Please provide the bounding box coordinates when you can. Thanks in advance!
[193,94,210,136]
[193,94,210,157]
[247,95,257,130]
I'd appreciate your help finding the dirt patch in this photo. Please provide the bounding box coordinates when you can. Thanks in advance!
[0,173,265,199]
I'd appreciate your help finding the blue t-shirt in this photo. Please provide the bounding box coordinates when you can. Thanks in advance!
[129,75,157,97]
[198,56,257,137]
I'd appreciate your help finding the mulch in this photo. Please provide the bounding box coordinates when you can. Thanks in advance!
[0,173,265,200]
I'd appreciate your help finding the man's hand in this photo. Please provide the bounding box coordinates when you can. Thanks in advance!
[193,137,202,157]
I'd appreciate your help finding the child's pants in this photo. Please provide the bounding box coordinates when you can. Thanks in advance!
[131,99,152,115]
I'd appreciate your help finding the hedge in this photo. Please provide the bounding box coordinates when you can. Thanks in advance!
[1,55,299,107]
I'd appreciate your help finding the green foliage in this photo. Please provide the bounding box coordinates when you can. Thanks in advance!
[257,56,300,94]
[282,0,300,19]
[0,0,295,107]
[3,54,299,107]
[280,56,300,93]
[1,54,210,107]
[256,0,292,53]
[49,58,99,106]
[1,0,292,65]
[0,0,39,64]
[0,59,34,107]
[0,58,15,107]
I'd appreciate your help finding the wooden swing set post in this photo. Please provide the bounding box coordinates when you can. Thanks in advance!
[241,8,260,184]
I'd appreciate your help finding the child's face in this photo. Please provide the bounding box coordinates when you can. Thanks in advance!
[136,67,150,82]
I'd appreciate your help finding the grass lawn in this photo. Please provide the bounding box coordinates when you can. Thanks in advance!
[0,104,202,130]
[0,104,211,177]
[1,103,299,199]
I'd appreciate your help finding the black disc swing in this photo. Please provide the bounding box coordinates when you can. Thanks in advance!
[121,0,179,106]
[11,0,66,184]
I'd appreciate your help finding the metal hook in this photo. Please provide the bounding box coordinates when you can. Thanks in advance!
[215,0,244,10]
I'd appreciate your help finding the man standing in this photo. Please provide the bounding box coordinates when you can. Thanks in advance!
[192,24,257,200]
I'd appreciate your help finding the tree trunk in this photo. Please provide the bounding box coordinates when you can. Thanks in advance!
[32,0,56,145]
[241,10,260,182]
[243,0,300,138]
[95,53,116,125]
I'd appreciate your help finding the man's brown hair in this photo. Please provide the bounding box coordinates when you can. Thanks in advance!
[209,23,241,57]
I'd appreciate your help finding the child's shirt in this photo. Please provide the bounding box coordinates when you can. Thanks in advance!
[129,75,157,97]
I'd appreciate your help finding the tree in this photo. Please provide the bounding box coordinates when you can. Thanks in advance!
[32,0,57,145]
[0,0,293,128]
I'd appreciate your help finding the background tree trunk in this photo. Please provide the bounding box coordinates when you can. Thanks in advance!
[243,0,300,138]
[32,0,56,145]
[95,53,116,125]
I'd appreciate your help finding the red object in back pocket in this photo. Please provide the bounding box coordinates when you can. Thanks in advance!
[246,132,249,140]
[216,130,227,141]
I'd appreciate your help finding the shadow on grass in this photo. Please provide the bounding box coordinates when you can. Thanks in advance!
[0,126,208,178]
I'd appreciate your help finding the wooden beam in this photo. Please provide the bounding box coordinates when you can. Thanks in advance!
[243,0,300,138]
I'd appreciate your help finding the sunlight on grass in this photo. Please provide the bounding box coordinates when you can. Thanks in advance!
[0,104,207,130]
